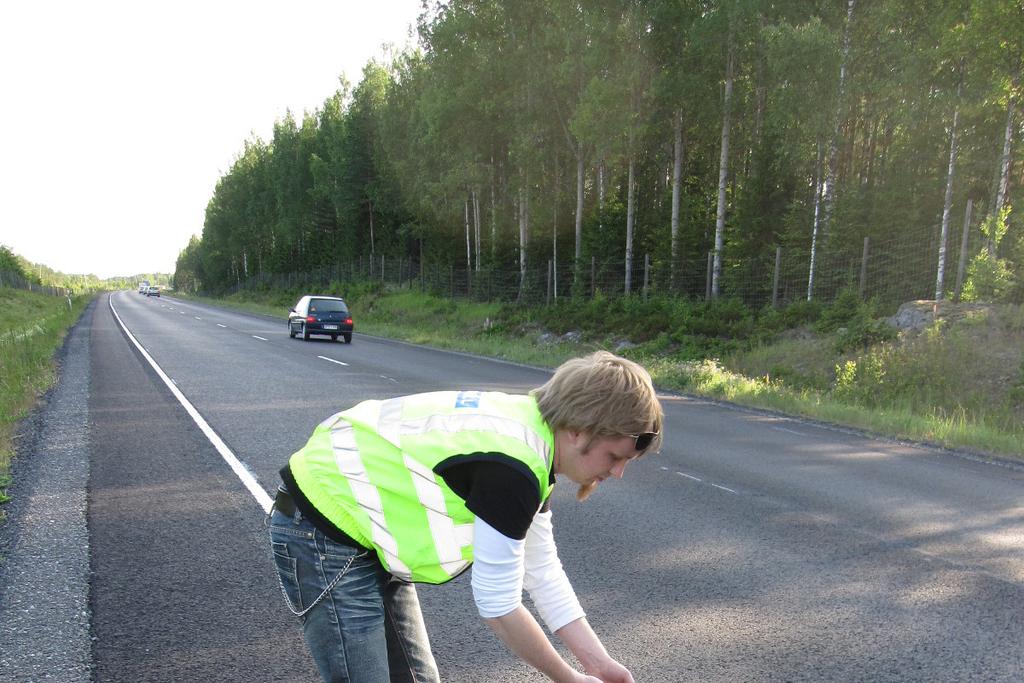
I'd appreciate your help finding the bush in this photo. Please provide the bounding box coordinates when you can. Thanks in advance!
[834,309,898,353]
[777,299,823,328]
[756,299,823,338]
[815,288,863,333]
[962,250,1016,303]
[963,207,1017,303]
[677,298,755,339]
[832,354,887,406]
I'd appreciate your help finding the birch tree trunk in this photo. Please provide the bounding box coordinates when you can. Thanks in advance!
[808,142,824,301]
[518,185,529,301]
[936,94,960,301]
[464,196,472,274]
[473,188,481,272]
[553,156,559,300]
[574,142,584,283]
[820,0,857,242]
[671,108,683,290]
[490,157,497,261]
[712,42,734,298]
[625,154,636,295]
[989,98,1016,255]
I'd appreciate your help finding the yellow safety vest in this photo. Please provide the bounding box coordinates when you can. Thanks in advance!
[288,391,554,583]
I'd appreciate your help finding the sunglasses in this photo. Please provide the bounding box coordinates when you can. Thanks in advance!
[629,431,659,452]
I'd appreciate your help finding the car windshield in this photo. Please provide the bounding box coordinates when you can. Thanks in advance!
[309,299,348,314]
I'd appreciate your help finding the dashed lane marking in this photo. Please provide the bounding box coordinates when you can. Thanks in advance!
[711,483,738,494]
[252,335,267,341]
[771,425,806,436]
[217,324,227,328]
[318,355,349,366]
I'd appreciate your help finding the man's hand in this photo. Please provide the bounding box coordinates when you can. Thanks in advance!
[555,618,636,683]
[589,657,635,683]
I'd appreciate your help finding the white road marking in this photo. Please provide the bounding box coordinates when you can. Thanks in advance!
[216,323,227,328]
[771,425,805,436]
[380,375,399,383]
[711,483,738,494]
[194,316,202,320]
[676,472,702,482]
[318,355,349,366]
[179,311,185,315]
[252,335,267,341]
[108,296,273,513]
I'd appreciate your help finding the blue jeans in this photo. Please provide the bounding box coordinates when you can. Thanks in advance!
[269,503,441,683]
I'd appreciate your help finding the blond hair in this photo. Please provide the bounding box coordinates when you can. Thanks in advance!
[531,351,663,453]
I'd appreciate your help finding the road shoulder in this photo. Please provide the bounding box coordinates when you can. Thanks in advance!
[0,298,95,681]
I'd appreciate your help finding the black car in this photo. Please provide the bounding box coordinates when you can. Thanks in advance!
[288,295,353,343]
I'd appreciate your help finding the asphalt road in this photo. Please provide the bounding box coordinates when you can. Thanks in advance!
[2,290,1022,682]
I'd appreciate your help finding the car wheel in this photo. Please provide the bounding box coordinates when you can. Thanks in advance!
[288,323,296,339]
[302,323,310,341]
[343,333,352,344]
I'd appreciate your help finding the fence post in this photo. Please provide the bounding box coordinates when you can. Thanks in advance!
[859,236,870,299]
[954,198,973,302]
[643,254,650,302]
[772,246,781,308]
[705,252,713,301]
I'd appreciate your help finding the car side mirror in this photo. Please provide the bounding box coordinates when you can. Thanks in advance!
[289,308,295,314]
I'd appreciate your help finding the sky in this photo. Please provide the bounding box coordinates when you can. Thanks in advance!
[0,0,423,280]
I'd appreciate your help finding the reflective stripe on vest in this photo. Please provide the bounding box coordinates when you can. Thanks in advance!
[329,422,412,578]
[291,392,553,583]
[374,395,552,471]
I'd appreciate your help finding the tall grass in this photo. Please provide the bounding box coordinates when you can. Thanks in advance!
[0,288,91,503]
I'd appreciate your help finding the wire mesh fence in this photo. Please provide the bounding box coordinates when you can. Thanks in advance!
[0,269,71,298]
[223,217,997,312]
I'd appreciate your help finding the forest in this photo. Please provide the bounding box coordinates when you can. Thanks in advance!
[174,0,1024,309]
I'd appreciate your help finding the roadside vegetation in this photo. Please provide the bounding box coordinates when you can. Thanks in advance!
[0,244,156,517]
[167,0,1022,460]
[0,288,91,509]
[184,284,1024,460]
